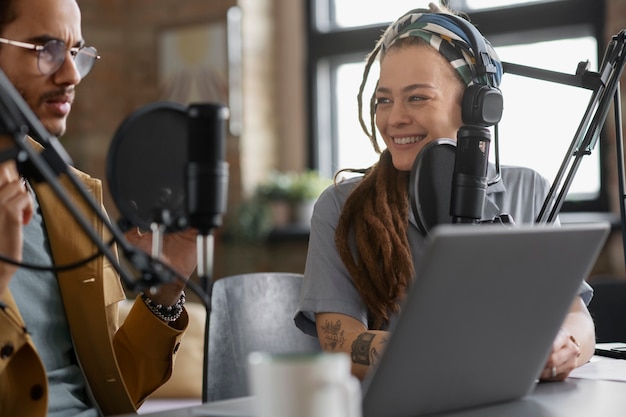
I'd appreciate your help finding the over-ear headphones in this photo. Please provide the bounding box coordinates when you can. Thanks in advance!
[437,13,504,126]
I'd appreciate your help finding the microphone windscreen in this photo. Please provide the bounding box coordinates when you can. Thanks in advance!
[409,139,456,235]
[106,102,188,232]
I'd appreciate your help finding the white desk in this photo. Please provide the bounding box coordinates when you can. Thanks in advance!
[117,357,626,417]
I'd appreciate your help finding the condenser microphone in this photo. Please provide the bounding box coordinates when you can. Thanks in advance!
[185,103,230,235]
[450,125,491,223]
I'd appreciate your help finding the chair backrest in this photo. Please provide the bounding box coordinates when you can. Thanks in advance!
[588,278,626,343]
[206,272,321,401]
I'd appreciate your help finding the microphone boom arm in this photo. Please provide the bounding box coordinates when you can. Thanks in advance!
[503,30,626,267]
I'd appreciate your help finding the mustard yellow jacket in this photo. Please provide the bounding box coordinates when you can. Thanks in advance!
[0,147,188,416]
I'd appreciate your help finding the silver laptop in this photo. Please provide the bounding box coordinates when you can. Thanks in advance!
[362,222,610,417]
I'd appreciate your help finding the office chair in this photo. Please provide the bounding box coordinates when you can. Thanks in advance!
[588,278,626,343]
[205,272,321,401]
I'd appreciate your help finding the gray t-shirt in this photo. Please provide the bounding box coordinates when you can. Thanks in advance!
[295,164,593,337]
[9,185,98,417]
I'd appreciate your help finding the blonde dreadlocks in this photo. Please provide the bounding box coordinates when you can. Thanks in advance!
[335,151,413,329]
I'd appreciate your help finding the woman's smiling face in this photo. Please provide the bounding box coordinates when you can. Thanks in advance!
[374,42,465,171]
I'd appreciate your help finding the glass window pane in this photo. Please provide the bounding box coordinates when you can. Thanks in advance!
[330,0,557,29]
[495,36,599,199]
[336,62,381,173]
[465,0,552,10]
[332,0,428,29]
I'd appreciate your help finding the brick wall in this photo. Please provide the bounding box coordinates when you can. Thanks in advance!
[68,0,307,281]
[71,0,238,210]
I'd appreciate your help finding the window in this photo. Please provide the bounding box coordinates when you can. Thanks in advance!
[307,0,607,211]
[463,0,553,10]
[495,35,598,200]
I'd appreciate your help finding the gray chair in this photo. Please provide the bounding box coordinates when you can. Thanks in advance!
[205,272,321,401]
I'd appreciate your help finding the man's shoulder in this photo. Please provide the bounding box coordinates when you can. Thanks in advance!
[26,136,99,184]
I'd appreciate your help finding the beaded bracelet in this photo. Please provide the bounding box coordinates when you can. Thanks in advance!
[140,291,186,322]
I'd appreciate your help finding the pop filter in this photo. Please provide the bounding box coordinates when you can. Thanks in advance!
[106,101,189,232]
[409,139,456,235]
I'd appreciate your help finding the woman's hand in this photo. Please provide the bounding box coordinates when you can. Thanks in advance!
[540,327,582,381]
[540,296,596,382]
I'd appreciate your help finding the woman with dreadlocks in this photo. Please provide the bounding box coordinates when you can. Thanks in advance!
[295,3,595,382]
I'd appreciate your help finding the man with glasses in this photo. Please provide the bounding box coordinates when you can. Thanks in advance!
[0,1,198,416]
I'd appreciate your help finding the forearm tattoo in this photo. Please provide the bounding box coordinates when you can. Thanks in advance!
[351,332,376,365]
[320,319,345,350]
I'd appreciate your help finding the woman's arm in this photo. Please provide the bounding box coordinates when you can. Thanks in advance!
[316,312,390,380]
[540,296,595,381]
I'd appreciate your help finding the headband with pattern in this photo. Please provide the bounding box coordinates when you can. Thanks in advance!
[378,10,503,88]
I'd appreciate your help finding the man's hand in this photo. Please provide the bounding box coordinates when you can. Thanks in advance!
[124,227,198,306]
[0,157,33,297]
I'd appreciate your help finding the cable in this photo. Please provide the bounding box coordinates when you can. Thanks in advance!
[0,237,115,272]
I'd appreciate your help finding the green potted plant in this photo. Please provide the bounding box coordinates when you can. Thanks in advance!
[255,171,294,201]
[255,171,296,227]
[225,198,272,242]
[254,170,332,228]
[288,170,332,226]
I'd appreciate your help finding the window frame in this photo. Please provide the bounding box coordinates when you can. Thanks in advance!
[305,0,608,212]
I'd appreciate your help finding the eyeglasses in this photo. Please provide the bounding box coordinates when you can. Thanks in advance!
[0,37,100,78]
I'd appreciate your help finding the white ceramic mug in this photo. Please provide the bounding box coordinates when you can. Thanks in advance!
[248,351,362,417]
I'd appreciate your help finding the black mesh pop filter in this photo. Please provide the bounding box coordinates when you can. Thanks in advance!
[106,101,189,232]
[409,139,456,235]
